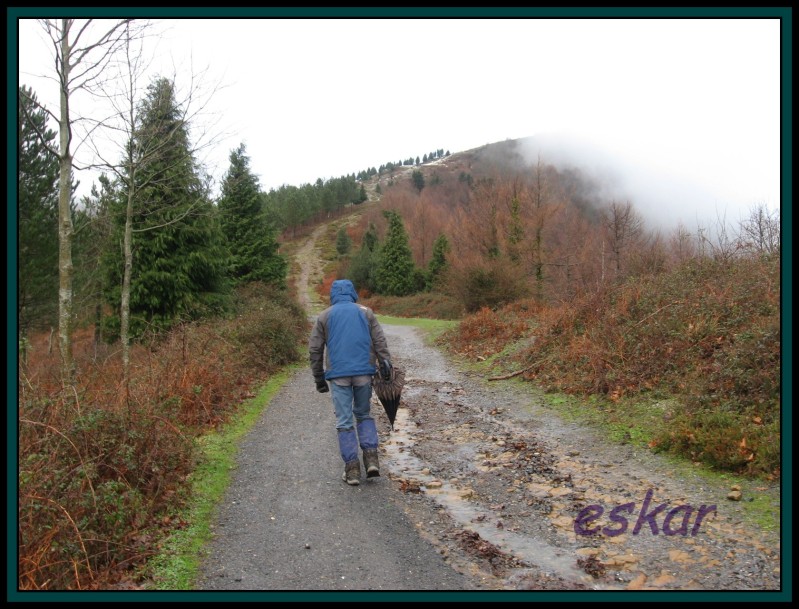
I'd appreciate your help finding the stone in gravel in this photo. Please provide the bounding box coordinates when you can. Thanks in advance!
[727,490,743,501]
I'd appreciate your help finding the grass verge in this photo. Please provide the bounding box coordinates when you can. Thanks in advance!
[143,365,300,590]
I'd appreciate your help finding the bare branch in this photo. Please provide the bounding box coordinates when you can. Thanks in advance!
[487,364,536,381]
[633,301,683,328]
[131,201,205,233]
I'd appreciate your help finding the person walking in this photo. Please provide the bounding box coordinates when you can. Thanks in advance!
[309,279,392,486]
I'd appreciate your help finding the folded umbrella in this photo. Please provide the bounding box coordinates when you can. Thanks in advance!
[373,362,405,429]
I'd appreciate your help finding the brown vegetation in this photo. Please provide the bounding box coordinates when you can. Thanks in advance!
[350,142,781,478]
[439,252,780,477]
[18,284,308,589]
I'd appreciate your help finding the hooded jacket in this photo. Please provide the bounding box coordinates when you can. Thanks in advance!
[309,279,391,381]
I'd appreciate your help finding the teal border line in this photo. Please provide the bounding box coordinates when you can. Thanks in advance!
[6,6,795,18]
[8,9,20,606]
[8,5,792,604]
[779,7,793,607]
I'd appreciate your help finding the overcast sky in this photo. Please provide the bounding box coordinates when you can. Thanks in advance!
[16,15,782,229]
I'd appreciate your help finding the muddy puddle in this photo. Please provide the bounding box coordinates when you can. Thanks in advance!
[384,405,608,589]
[377,324,781,591]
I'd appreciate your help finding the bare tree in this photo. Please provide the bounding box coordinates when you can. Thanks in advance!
[21,18,132,384]
[504,177,524,263]
[695,206,741,263]
[86,23,223,385]
[520,156,562,302]
[738,203,780,257]
[456,177,501,260]
[528,157,549,301]
[604,199,644,278]
[669,220,696,264]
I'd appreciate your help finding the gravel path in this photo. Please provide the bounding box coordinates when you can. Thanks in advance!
[195,362,477,591]
[197,222,477,591]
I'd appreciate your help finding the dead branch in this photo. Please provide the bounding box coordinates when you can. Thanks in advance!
[634,300,683,327]
[488,363,536,381]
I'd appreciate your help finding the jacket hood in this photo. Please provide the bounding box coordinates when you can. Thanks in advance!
[330,279,359,305]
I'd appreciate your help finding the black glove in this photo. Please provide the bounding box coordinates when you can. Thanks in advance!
[379,359,392,382]
[315,379,329,393]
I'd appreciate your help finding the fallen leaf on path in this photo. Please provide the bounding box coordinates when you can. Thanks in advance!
[652,573,676,586]
[526,482,552,497]
[551,515,575,530]
[668,549,694,564]
[603,553,638,567]
[627,573,647,590]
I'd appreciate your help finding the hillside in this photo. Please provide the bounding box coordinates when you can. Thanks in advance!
[319,137,781,479]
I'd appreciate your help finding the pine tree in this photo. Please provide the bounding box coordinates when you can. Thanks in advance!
[411,170,425,193]
[18,86,60,338]
[428,233,450,288]
[362,222,379,253]
[218,143,286,285]
[347,223,379,293]
[336,227,352,256]
[374,211,416,296]
[104,77,230,336]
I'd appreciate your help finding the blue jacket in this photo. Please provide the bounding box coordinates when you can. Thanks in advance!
[309,280,391,381]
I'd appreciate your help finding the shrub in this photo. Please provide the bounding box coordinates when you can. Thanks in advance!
[440,254,780,477]
[18,282,308,589]
[446,260,530,312]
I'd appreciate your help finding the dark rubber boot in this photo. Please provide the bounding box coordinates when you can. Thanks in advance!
[363,448,380,478]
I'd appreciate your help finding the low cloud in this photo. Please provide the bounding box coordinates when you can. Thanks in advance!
[514,133,764,233]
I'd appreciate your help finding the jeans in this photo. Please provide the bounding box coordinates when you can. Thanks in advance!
[331,380,373,430]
